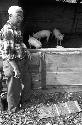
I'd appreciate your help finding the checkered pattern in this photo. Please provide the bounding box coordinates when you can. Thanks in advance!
[0,20,27,60]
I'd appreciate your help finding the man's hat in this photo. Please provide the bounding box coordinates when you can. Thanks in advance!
[8,6,23,15]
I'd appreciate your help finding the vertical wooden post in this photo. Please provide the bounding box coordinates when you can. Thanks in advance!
[40,52,46,89]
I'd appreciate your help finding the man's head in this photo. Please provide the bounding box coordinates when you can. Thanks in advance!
[8,6,23,27]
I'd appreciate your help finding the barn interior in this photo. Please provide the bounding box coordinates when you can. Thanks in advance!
[19,0,82,48]
[1,0,82,48]
[17,0,82,90]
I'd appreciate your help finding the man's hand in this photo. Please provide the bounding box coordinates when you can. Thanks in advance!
[14,68,20,78]
[8,60,20,78]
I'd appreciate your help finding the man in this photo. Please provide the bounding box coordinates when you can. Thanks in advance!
[0,6,32,112]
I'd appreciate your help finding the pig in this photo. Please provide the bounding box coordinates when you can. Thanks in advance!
[53,28,64,46]
[28,36,42,49]
[33,30,51,42]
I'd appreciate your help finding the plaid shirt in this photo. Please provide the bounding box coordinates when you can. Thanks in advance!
[0,20,27,60]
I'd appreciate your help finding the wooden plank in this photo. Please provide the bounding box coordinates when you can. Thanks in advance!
[45,52,82,85]
[45,53,82,72]
[31,73,41,89]
[29,51,46,89]
[30,52,41,65]
[40,53,46,89]
[46,72,82,85]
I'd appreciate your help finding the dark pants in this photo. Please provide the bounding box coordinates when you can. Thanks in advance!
[3,56,32,111]
[16,57,32,103]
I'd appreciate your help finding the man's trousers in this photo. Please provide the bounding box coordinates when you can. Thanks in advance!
[3,56,32,111]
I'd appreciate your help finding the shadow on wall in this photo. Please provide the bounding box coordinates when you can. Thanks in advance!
[0,11,8,30]
[63,33,82,48]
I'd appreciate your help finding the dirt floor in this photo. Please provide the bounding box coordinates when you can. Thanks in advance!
[0,87,82,125]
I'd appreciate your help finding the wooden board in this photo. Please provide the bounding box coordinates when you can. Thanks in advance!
[29,51,46,89]
[45,52,82,85]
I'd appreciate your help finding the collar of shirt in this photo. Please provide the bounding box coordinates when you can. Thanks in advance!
[7,20,21,31]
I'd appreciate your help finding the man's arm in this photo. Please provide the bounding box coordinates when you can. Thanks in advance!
[8,60,20,77]
[21,42,31,59]
[21,42,27,49]
[2,24,20,77]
